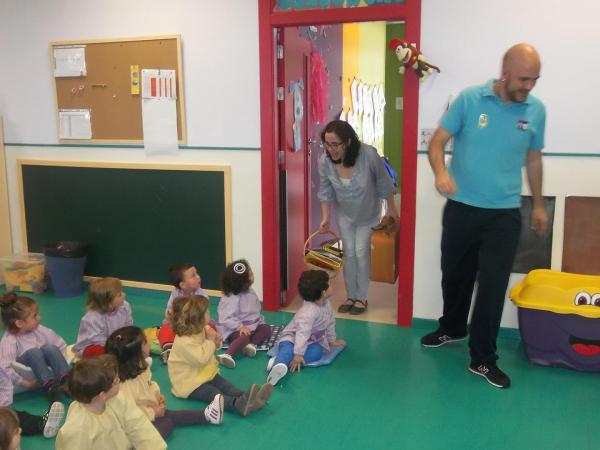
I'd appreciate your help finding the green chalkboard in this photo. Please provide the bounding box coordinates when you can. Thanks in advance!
[19,161,230,291]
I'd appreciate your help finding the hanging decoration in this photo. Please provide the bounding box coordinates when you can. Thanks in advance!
[310,50,328,125]
[388,39,440,80]
[289,79,304,151]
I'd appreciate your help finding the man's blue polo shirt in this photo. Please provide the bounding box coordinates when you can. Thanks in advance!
[440,79,546,209]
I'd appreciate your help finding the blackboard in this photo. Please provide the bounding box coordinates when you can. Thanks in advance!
[18,160,231,292]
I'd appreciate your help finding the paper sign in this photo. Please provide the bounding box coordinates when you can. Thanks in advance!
[59,109,91,139]
[54,46,87,77]
[141,69,177,99]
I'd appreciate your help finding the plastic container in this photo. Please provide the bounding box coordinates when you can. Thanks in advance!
[0,253,47,293]
[44,241,88,298]
[509,269,600,372]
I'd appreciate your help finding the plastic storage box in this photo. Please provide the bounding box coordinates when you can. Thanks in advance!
[0,253,47,293]
[510,269,600,372]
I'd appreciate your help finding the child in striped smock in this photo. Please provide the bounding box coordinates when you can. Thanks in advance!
[157,263,208,364]
[215,259,271,369]
[0,293,70,402]
[73,277,133,357]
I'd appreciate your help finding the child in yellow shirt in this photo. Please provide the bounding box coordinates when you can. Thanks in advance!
[167,295,272,416]
[55,355,166,450]
[105,325,223,439]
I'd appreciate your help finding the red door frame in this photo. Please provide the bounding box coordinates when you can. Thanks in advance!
[259,0,420,326]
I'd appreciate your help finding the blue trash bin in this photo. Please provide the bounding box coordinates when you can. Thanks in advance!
[44,241,88,298]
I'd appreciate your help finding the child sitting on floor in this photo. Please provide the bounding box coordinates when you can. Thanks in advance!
[72,277,133,357]
[105,326,223,440]
[0,407,21,450]
[167,295,272,417]
[215,259,271,369]
[158,263,208,364]
[0,293,70,402]
[56,354,166,450]
[0,367,65,439]
[267,270,346,386]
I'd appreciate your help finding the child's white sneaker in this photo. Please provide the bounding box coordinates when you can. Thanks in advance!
[204,394,224,425]
[242,343,257,357]
[266,356,275,372]
[42,401,65,438]
[217,353,236,368]
[267,363,288,386]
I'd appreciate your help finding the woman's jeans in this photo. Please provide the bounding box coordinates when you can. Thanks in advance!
[337,213,379,300]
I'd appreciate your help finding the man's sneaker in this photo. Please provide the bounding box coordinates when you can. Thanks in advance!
[468,363,511,388]
[204,394,224,424]
[160,349,171,365]
[266,356,275,372]
[217,353,236,368]
[267,363,288,386]
[420,329,468,348]
[41,401,65,438]
[242,343,257,357]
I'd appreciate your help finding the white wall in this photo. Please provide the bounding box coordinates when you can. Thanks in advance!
[0,0,264,295]
[2,0,599,325]
[420,0,600,154]
[417,0,600,328]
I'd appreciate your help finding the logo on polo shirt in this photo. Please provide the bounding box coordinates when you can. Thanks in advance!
[478,114,488,128]
[517,119,529,131]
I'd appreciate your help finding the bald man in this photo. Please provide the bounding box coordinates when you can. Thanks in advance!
[421,44,548,388]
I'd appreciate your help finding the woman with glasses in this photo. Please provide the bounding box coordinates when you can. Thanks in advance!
[317,120,399,315]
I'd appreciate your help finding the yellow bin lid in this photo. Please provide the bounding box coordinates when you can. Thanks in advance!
[509,269,600,319]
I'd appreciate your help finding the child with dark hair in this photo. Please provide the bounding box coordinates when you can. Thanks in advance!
[105,326,223,440]
[0,367,65,439]
[157,263,208,364]
[266,270,346,386]
[73,277,133,357]
[167,295,272,417]
[56,354,166,450]
[215,259,271,368]
[0,292,70,402]
[0,407,20,450]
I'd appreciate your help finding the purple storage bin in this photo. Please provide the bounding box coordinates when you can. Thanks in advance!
[510,269,600,372]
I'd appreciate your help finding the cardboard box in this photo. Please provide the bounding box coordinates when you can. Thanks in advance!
[370,229,398,283]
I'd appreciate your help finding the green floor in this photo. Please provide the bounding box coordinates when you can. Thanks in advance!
[7,287,600,450]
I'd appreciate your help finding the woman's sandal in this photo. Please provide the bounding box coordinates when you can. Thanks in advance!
[349,300,368,315]
[337,299,355,313]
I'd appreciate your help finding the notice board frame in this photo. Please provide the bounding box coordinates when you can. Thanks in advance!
[50,34,186,144]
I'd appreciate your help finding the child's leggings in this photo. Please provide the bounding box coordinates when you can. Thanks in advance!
[16,345,69,385]
[274,341,324,366]
[189,374,244,412]
[226,324,272,357]
[15,410,44,435]
[153,409,208,439]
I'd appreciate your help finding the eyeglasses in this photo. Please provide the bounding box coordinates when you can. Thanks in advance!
[323,141,344,149]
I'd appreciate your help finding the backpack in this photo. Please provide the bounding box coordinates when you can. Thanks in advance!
[381,156,398,188]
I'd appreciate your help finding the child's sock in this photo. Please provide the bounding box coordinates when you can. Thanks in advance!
[160,343,172,365]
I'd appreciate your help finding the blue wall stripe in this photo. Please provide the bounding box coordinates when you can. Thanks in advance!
[5,142,260,151]
[416,150,600,158]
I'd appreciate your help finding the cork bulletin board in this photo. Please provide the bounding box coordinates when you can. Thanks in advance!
[50,35,186,143]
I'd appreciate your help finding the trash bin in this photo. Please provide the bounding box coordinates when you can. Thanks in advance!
[44,241,88,298]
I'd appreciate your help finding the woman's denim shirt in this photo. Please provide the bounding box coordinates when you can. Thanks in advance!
[318,143,396,225]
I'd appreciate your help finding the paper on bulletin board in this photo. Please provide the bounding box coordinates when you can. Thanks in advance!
[142,98,178,155]
[59,109,91,139]
[141,69,177,99]
[54,45,87,77]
